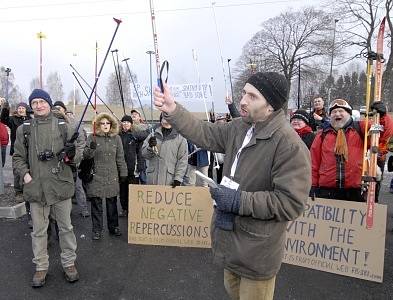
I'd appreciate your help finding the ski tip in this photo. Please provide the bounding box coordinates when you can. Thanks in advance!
[113,17,122,24]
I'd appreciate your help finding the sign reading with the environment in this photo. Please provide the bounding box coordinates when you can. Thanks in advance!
[131,83,213,103]
[128,185,214,248]
[283,197,387,282]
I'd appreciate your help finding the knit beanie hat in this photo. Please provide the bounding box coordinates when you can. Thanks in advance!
[17,102,29,110]
[28,89,52,107]
[121,115,133,123]
[329,99,352,115]
[53,101,67,112]
[290,109,310,125]
[246,72,288,111]
[131,109,141,116]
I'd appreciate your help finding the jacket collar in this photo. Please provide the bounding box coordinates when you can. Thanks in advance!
[155,126,179,139]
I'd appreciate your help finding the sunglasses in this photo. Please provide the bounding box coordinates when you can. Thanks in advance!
[100,122,111,125]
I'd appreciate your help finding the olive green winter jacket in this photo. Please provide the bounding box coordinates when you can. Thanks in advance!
[83,112,127,199]
[13,112,83,205]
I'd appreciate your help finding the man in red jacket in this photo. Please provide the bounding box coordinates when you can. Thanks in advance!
[311,98,393,201]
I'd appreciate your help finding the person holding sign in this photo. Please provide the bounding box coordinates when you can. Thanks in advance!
[141,113,188,187]
[153,72,311,300]
[310,99,393,202]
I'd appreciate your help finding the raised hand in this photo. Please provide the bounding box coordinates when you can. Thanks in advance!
[153,83,177,114]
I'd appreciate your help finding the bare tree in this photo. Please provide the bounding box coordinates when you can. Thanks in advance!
[46,72,64,102]
[0,67,24,105]
[233,7,334,108]
[330,0,392,103]
[30,77,41,91]
[105,65,133,107]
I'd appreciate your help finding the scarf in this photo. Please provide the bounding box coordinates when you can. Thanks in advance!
[295,126,312,137]
[334,129,348,161]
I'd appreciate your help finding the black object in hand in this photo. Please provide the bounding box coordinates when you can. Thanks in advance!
[90,141,97,149]
[64,142,76,159]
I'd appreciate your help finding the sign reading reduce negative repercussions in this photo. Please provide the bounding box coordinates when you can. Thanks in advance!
[128,185,214,248]
[283,197,387,283]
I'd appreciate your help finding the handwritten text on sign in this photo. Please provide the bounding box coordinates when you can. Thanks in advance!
[131,83,213,102]
[283,198,387,282]
[128,185,214,248]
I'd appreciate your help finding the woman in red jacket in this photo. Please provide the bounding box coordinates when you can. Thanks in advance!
[311,98,393,202]
[0,121,9,167]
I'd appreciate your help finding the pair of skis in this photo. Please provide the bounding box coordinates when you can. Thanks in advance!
[362,17,386,229]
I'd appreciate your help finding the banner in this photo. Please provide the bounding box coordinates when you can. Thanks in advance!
[283,198,387,283]
[131,83,213,103]
[128,185,214,248]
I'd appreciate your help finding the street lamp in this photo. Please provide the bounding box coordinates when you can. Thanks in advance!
[4,68,11,103]
[36,31,46,88]
[227,58,234,101]
[327,19,339,108]
[146,50,155,123]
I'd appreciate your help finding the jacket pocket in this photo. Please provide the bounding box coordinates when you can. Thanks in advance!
[237,217,275,239]
[23,179,42,202]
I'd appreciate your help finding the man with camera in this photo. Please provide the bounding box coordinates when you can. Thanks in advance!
[13,89,83,288]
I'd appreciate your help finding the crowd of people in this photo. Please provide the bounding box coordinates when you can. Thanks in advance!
[1,70,392,300]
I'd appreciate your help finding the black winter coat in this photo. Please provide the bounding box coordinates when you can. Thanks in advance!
[119,128,149,177]
[0,103,31,155]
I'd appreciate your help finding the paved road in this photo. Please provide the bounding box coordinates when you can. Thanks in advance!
[1,153,393,300]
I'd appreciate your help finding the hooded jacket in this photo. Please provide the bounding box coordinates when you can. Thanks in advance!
[164,104,311,280]
[141,126,188,185]
[12,112,83,205]
[83,112,127,198]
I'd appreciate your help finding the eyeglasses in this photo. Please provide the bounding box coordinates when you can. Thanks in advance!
[100,122,111,125]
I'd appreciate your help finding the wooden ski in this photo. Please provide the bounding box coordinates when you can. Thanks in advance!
[365,17,386,229]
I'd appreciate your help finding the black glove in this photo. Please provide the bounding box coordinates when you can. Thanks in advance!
[64,142,76,160]
[214,209,235,231]
[309,186,318,201]
[172,180,181,188]
[371,101,386,116]
[120,176,128,183]
[209,185,241,214]
[90,141,97,149]
[148,136,157,148]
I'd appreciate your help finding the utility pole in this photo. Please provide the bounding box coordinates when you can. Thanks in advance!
[36,32,46,88]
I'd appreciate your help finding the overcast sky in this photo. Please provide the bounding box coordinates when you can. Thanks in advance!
[0,0,321,112]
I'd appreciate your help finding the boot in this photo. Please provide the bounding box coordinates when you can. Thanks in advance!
[32,270,47,288]
[64,265,79,283]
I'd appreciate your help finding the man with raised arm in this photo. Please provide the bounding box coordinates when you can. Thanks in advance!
[153,72,311,300]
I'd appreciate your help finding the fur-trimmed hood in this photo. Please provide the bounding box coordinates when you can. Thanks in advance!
[93,112,119,136]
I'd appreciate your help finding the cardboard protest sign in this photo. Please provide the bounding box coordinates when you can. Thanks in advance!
[283,197,387,283]
[128,185,214,248]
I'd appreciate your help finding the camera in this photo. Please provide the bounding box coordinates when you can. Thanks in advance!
[38,149,54,161]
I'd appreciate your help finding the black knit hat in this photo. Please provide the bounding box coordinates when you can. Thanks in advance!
[53,101,67,112]
[121,115,133,123]
[290,109,310,125]
[28,89,52,107]
[246,72,288,111]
